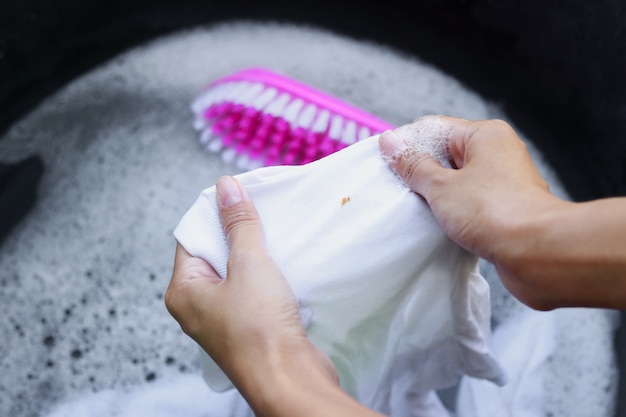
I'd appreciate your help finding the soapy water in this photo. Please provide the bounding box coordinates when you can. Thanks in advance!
[380,115,455,190]
[393,115,453,164]
[43,374,249,417]
[0,22,618,417]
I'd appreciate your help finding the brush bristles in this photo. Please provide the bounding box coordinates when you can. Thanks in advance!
[191,79,387,170]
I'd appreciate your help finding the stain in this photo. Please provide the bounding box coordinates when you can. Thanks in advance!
[341,196,351,207]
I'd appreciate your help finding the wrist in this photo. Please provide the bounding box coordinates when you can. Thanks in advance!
[494,195,626,310]
[490,192,571,310]
[228,338,343,417]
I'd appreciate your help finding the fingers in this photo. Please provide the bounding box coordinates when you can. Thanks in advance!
[165,243,222,338]
[216,176,265,250]
[167,175,264,326]
[379,116,522,200]
[379,129,451,201]
[171,243,221,286]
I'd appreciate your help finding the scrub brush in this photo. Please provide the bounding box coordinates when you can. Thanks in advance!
[191,67,394,170]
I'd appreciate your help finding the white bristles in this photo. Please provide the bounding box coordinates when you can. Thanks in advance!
[297,104,317,129]
[199,129,213,145]
[265,93,291,116]
[235,154,263,171]
[236,154,252,170]
[329,115,343,141]
[192,82,238,113]
[216,83,238,102]
[234,82,264,105]
[192,76,392,169]
[341,120,357,145]
[191,95,208,113]
[221,147,237,164]
[225,81,251,102]
[200,130,224,153]
[252,87,278,109]
[312,109,330,133]
[207,140,223,154]
[284,98,304,126]
[191,84,223,112]
[358,126,371,141]
[193,116,207,131]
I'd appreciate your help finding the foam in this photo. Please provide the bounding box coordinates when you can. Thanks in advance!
[44,373,249,417]
[0,21,619,417]
[392,115,453,165]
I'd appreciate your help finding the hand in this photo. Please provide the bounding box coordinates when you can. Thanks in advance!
[379,116,559,258]
[379,116,568,309]
[380,116,626,310]
[166,174,311,370]
[166,176,369,417]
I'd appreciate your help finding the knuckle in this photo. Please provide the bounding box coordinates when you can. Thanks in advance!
[164,284,182,319]
[465,119,521,149]
[164,282,203,338]
[228,245,271,272]
[487,118,513,130]
[164,268,197,321]
[221,206,260,236]
[397,152,434,187]
[486,119,518,140]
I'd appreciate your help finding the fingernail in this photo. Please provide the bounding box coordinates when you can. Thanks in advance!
[217,176,243,208]
[379,129,405,156]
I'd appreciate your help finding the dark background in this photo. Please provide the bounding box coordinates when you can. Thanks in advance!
[1,0,625,414]
[1,0,625,201]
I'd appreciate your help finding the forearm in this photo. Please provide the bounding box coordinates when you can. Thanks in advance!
[497,197,626,310]
[380,117,626,311]
[227,340,385,417]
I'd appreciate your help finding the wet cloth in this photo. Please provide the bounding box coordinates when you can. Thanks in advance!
[173,134,506,417]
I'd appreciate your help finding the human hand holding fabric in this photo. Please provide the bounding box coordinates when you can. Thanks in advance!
[380,116,626,310]
[165,176,384,417]
[165,116,626,417]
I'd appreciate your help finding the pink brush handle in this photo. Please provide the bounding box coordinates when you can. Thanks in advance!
[211,67,393,133]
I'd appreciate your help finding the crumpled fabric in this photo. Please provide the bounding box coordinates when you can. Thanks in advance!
[173,134,506,417]
[456,309,555,417]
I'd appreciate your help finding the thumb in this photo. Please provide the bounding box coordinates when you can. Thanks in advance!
[379,129,450,200]
[216,176,265,250]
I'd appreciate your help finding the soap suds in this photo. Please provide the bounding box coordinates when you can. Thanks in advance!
[0,21,618,417]
[394,115,452,164]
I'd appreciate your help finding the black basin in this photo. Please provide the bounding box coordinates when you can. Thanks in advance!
[1,1,624,415]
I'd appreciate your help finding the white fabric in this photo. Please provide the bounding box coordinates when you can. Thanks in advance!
[455,309,556,417]
[173,134,506,416]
